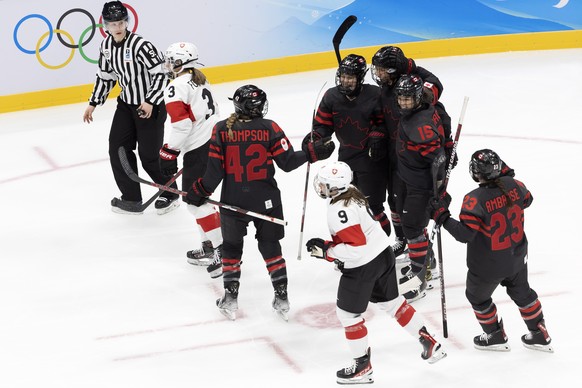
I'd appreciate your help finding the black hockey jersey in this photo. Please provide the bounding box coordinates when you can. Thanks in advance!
[313,84,384,172]
[202,117,307,213]
[443,176,533,280]
[378,66,446,169]
[396,104,445,190]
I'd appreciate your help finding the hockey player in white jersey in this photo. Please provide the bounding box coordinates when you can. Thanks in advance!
[159,42,223,277]
[306,161,446,385]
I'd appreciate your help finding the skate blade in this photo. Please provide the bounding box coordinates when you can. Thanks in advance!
[187,258,213,266]
[156,201,180,215]
[523,343,554,353]
[218,308,236,321]
[207,268,223,279]
[337,373,374,385]
[405,291,426,303]
[274,309,289,322]
[474,343,511,352]
[111,207,143,215]
[427,348,447,364]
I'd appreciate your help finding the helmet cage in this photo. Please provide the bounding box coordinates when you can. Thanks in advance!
[371,46,405,86]
[395,74,423,114]
[335,54,368,96]
[164,42,200,79]
[314,162,353,199]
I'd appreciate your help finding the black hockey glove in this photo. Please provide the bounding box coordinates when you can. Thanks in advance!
[302,131,323,151]
[306,238,334,262]
[186,178,211,207]
[159,144,180,176]
[429,191,452,226]
[368,129,388,161]
[500,160,515,177]
[305,137,335,163]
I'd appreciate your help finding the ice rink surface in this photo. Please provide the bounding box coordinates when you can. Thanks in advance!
[1,49,581,387]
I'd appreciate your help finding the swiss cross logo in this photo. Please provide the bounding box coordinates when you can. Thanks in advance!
[332,168,338,175]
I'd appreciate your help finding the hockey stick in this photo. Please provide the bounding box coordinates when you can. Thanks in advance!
[297,81,328,260]
[138,168,183,212]
[333,15,357,66]
[118,147,288,226]
[433,95,469,338]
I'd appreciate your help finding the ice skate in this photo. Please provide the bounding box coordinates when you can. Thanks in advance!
[206,245,223,278]
[521,320,554,353]
[392,237,408,261]
[336,347,373,385]
[399,269,427,303]
[474,319,511,351]
[216,282,239,321]
[111,197,143,215]
[272,283,290,322]
[154,196,180,215]
[186,240,214,266]
[419,326,447,364]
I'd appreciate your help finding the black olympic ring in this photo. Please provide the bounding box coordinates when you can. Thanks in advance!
[56,8,96,49]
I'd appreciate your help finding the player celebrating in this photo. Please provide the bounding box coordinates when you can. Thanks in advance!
[306,161,446,385]
[430,149,553,352]
[186,85,334,321]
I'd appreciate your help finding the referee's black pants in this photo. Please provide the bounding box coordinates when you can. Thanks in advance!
[108,97,178,202]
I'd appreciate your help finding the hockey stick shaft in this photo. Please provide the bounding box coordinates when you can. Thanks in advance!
[297,81,328,260]
[333,15,357,65]
[433,96,469,337]
[118,147,287,226]
[139,168,183,211]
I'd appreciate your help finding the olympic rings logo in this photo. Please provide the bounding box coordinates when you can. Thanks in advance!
[13,4,138,70]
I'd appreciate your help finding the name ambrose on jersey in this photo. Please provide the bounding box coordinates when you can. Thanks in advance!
[220,129,270,143]
[485,188,521,213]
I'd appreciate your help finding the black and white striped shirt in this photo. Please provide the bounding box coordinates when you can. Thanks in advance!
[89,31,166,106]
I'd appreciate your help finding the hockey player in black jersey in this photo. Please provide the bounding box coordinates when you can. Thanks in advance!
[186,85,334,321]
[430,149,553,353]
[370,46,454,259]
[304,54,392,236]
[306,161,446,384]
[393,74,448,302]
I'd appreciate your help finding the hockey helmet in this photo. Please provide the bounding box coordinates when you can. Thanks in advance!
[230,84,268,118]
[314,161,353,199]
[335,54,368,97]
[371,46,408,86]
[165,42,200,78]
[470,149,502,182]
[102,1,128,23]
[394,74,423,115]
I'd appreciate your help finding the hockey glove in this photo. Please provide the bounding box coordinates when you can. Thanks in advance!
[306,238,334,262]
[500,160,515,177]
[429,191,452,226]
[186,178,212,207]
[159,144,180,176]
[368,129,388,161]
[302,131,323,151]
[305,137,335,163]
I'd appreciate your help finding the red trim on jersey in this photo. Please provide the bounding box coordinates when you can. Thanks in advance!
[222,258,241,273]
[166,100,195,124]
[332,224,366,247]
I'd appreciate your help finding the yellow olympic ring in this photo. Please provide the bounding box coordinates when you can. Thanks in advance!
[35,29,75,70]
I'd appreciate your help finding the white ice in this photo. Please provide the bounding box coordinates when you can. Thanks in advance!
[1,49,581,388]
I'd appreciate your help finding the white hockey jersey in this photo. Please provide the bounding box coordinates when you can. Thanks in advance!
[326,196,391,269]
[163,73,220,153]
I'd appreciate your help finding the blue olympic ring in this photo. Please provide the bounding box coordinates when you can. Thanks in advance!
[13,14,53,55]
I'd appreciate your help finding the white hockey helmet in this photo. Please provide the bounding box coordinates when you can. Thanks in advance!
[314,161,353,199]
[164,42,200,78]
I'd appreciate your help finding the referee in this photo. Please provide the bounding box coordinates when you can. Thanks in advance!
[83,1,178,215]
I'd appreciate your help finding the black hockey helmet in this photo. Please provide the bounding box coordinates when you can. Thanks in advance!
[102,1,128,23]
[335,54,368,96]
[470,149,502,182]
[371,46,408,86]
[394,74,423,115]
[230,84,268,118]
